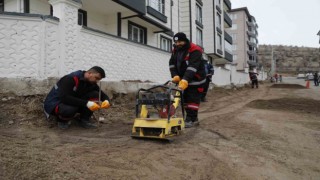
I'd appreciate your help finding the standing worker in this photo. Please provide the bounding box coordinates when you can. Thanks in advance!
[169,32,206,128]
[249,71,259,88]
[43,66,111,129]
[314,72,319,86]
[201,60,214,102]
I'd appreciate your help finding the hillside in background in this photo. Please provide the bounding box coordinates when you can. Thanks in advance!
[258,45,320,74]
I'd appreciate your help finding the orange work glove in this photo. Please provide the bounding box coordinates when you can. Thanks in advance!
[172,76,181,83]
[100,100,111,109]
[178,79,188,90]
[86,101,100,111]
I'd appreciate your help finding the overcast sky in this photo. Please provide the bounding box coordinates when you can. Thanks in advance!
[231,0,320,48]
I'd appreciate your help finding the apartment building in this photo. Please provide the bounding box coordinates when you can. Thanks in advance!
[1,0,257,92]
[227,7,259,71]
[202,0,233,65]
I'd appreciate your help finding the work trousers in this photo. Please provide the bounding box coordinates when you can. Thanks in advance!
[201,77,211,100]
[252,80,258,88]
[53,91,100,121]
[314,79,319,86]
[183,85,203,122]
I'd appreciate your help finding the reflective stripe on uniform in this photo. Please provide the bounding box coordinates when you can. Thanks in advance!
[169,65,175,68]
[186,103,199,110]
[189,78,206,85]
[186,67,197,72]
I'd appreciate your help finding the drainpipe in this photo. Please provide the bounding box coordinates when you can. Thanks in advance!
[189,0,192,42]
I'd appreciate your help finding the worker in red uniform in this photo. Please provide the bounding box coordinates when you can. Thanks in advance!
[169,32,206,128]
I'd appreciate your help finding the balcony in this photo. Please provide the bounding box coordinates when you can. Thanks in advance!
[247,40,257,47]
[114,0,146,14]
[223,0,231,10]
[247,60,257,67]
[224,51,233,62]
[224,31,232,44]
[247,31,256,38]
[246,21,254,27]
[224,11,232,28]
[247,50,257,56]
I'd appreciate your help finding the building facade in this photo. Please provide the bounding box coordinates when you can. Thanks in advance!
[227,7,259,72]
[0,0,266,95]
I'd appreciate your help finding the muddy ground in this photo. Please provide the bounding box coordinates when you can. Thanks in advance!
[0,81,320,180]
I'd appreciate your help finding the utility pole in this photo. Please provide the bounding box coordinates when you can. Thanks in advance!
[271,46,275,76]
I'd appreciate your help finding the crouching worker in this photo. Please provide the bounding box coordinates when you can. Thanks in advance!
[43,66,110,129]
[169,32,206,128]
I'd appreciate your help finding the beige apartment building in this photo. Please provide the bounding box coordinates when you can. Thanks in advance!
[227,7,258,71]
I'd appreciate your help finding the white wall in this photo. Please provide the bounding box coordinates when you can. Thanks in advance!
[212,67,231,86]
[77,28,171,83]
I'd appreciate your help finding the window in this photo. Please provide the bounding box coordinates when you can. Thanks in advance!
[231,24,237,30]
[216,13,221,29]
[24,0,29,13]
[217,34,222,50]
[231,14,237,20]
[0,0,4,12]
[148,0,165,14]
[232,44,237,50]
[78,9,87,26]
[196,4,202,24]
[232,34,237,41]
[196,28,203,47]
[128,21,147,44]
[233,55,237,61]
[160,36,172,52]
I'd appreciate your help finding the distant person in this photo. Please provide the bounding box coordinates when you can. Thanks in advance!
[201,60,214,102]
[43,66,111,129]
[279,74,282,82]
[249,71,259,88]
[274,73,278,83]
[314,72,319,86]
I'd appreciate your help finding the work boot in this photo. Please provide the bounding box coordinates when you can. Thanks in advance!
[185,121,193,128]
[185,116,195,128]
[58,121,69,130]
[78,119,97,129]
[193,118,200,126]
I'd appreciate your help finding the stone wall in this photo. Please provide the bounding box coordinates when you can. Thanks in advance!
[258,45,320,73]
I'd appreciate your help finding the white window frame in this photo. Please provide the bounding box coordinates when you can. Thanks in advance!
[196,28,203,47]
[148,0,165,14]
[160,36,172,52]
[128,21,147,44]
[196,4,202,24]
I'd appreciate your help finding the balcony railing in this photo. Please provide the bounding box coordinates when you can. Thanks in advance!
[247,31,256,38]
[224,31,232,44]
[247,50,257,56]
[224,50,233,62]
[224,11,232,27]
[247,40,257,47]
[223,0,231,10]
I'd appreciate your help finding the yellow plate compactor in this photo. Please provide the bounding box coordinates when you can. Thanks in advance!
[131,82,185,140]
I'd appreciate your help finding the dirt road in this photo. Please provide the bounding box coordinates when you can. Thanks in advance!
[0,79,320,179]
